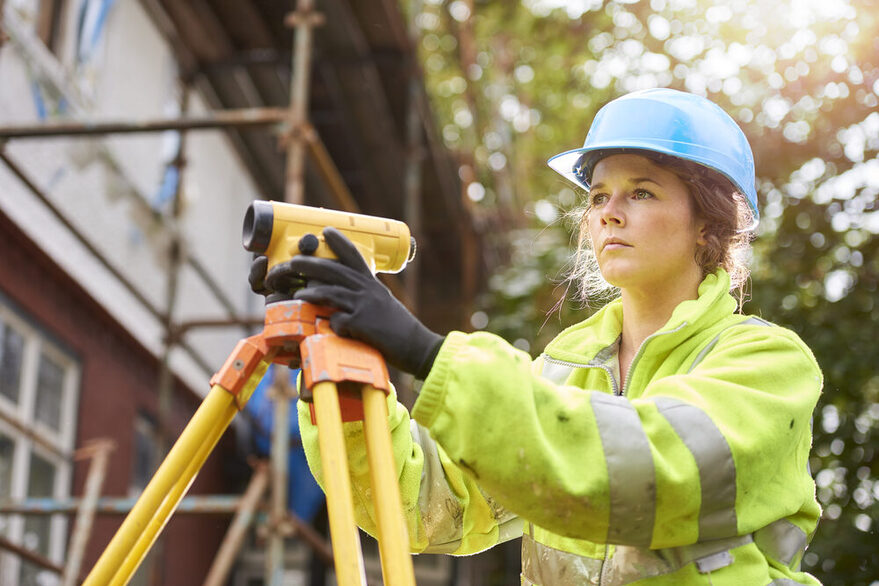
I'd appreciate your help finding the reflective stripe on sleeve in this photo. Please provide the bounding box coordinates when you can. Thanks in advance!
[654,397,738,540]
[754,518,809,569]
[591,392,656,546]
[412,420,465,553]
[412,420,523,554]
[521,533,603,585]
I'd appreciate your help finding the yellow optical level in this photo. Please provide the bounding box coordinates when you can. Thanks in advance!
[242,201,415,274]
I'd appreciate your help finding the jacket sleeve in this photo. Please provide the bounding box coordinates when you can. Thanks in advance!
[297,383,522,555]
[412,326,822,549]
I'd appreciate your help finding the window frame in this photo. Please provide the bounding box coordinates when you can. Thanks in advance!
[6,0,67,53]
[130,412,160,496]
[0,301,80,583]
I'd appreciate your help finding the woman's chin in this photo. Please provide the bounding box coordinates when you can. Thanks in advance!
[597,265,636,289]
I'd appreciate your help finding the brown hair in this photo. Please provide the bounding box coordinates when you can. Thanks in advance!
[567,151,756,306]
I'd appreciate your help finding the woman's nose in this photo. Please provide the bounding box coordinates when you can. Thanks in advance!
[600,193,625,226]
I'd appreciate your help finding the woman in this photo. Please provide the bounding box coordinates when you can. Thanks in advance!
[263,88,823,585]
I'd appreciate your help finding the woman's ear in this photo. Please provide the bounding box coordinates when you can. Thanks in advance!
[696,221,708,247]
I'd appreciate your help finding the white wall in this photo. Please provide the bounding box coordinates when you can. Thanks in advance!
[0,0,265,394]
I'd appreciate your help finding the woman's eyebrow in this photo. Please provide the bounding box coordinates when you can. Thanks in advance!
[590,177,664,191]
[631,177,664,187]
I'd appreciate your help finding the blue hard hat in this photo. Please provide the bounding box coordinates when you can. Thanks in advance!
[547,88,759,220]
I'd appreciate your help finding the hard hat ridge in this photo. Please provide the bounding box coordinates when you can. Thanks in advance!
[547,88,759,220]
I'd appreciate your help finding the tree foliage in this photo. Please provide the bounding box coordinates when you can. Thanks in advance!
[413,0,879,582]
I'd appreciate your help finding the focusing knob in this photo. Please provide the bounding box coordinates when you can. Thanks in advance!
[298,233,320,255]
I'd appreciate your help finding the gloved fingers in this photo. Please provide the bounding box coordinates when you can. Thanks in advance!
[248,255,271,295]
[265,262,297,292]
[293,283,357,313]
[281,255,367,290]
[328,311,354,339]
[322,227,372,275]
[263,262,307,295]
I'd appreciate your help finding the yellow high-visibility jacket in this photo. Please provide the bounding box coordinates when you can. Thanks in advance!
[298,270,823,585]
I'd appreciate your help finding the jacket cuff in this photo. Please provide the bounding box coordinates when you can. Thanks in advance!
[412,331,464,428]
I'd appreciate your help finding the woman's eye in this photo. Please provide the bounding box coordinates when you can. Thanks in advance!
[590,193,608,206]
[633,189,654,200]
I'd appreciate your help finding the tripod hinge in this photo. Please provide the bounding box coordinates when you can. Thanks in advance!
[210,335,271,408]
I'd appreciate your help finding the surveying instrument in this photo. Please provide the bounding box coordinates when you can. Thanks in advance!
[84,201,418,585]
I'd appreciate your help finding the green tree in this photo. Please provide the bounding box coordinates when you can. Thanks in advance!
[414,0,879,582]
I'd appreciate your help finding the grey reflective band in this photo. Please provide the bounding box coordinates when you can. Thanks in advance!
[694,550,733,573]
[687,336,722,373]
[412,421,465,554]
[754,518,809,568]
[661,534,752,570]
[654,397,738,540]
[525,530,808,585]
[591,392,655,546]
[521,534,604,586]
[688,317,771,373]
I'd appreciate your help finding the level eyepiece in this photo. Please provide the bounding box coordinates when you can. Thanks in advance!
[242,200,274,253]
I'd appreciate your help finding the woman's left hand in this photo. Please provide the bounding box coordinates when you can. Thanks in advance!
[267,227,444,379]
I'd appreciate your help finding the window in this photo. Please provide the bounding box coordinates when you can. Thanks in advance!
[6,0,66,53]
[131,414,159,494]
[0,302,80,585]
[0,322,25,404]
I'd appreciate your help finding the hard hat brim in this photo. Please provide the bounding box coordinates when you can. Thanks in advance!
[547,143,759,220]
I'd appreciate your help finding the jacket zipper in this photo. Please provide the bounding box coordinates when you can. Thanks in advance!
[620,322,688,397]
[599,543,610,585]
[541,355,620,396]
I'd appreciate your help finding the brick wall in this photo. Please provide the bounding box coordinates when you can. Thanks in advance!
[0,207,239,584]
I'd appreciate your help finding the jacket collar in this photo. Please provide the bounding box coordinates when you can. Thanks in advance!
[544,270,737,364]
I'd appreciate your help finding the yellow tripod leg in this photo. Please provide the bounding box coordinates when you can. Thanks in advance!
[109,391,237,585]
[362,385,416,586]
[312,381,367,586]
[83,383,239,586]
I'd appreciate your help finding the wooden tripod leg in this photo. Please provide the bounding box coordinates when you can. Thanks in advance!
[362,386,416,586]
[202,462,271,586]
[312,381,367,586]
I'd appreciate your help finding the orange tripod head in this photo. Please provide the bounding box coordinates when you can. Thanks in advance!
[242,200,415,275]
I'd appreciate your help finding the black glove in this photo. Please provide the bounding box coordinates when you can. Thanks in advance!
[266,227,444,379]
[249,254,306,304]
[248,255,272,296]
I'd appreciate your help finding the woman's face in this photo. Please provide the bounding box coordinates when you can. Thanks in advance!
[586,154,705,293]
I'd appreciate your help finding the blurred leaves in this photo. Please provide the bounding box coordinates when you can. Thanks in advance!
[414,0,879,582]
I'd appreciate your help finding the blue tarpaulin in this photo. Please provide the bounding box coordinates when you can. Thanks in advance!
[243,367,325,523]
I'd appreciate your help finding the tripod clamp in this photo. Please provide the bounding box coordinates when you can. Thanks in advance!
[210,300,391,422]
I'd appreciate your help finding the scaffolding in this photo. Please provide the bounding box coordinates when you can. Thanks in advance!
[0,0,452,583]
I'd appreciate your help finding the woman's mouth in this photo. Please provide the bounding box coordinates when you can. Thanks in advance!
[602,237,631,251]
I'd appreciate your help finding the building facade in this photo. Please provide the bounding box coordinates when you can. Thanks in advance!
[1,0,475,583]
